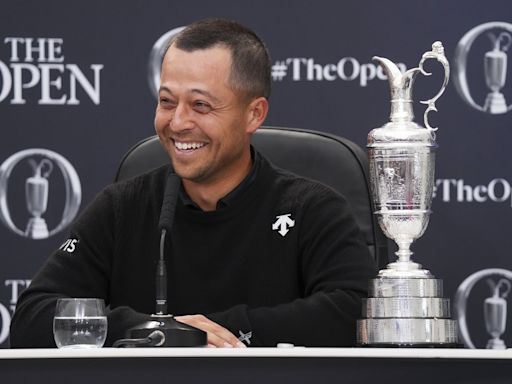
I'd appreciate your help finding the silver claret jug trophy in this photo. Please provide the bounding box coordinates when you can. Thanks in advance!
[357,42,459,347]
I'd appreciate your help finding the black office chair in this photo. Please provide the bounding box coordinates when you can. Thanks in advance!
[115,126,388,268]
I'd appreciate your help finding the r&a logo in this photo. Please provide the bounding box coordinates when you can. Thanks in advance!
[0,149,81,240]
[147,26,186,98]
[453,22,512,114]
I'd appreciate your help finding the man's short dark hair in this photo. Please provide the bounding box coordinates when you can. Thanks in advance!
[170,18,271,100]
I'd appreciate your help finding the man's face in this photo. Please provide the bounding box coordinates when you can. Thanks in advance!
[155,44,255,185]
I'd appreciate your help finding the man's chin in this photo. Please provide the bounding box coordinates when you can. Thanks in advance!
[172,166,208,184]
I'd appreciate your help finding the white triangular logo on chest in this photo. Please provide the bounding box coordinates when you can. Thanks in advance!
[272,214,295,237]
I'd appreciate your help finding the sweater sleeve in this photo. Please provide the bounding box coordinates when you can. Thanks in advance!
[208,186,378,347]
[9,188,117,348]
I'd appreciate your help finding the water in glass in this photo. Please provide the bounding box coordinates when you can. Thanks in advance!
[53,298,107,348]
[53,316,107,348]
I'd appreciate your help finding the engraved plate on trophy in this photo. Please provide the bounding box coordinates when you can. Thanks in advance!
[25,158,53,239]
[357,42,458,346]
[483,32,511,114]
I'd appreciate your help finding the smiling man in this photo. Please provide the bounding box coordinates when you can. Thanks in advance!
[10,18,376,348]
[155,39,267,211]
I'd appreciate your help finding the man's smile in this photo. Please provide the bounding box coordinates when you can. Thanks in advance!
[173,140,208,153]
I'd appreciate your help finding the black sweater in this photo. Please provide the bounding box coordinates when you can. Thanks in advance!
[10,154,376,347]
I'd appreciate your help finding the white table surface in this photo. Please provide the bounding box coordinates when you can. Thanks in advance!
[0,347,511,360]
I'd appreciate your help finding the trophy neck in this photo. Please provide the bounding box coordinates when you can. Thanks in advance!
[390,99,414,123]
[387,70,418,123]
[373,56,418,124]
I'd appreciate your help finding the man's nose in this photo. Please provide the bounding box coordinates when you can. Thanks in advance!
[170,103,193,132]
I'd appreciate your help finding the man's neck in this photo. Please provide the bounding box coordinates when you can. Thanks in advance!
[182,151,253,212]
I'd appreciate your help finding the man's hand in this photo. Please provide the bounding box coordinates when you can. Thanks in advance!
[175,314,246,348]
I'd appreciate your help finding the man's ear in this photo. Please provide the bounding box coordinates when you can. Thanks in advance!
[245,97,269,134]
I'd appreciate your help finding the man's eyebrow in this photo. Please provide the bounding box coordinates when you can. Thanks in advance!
[190,88,220,103]
[159,85,173,95]
[158,86,221,104]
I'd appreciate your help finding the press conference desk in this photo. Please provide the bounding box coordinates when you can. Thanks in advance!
[1,348,511,384]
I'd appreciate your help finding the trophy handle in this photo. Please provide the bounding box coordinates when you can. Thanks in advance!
[418,41,450,134]
[498,32,512,51]
[39,159,53,178]
[486,278,512,299]
[489,32,512,52]
[28,158,53,178]
[496,279,511,298]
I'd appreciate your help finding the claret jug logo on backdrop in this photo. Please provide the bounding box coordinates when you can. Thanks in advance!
[148,26,186,97]
[0,37,103,105]
[454,22,512,115]
[0,149,81,240]
[455,269,512,349]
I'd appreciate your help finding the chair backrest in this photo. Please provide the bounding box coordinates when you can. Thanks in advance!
[115,126,388,267]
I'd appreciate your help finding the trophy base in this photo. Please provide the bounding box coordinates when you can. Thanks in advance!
[378,261,432,279]
[359,342,462,348]
[369,276,443,297]
[357,318,458,345]
[25,217,49,239]
[362,297,450,318]
[484,91,507,114]
[357,275,458,346]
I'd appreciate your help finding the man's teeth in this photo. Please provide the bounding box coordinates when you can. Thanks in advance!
[174,141,206,150]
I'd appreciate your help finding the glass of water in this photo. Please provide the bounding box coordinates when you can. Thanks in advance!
[53,298,108,349]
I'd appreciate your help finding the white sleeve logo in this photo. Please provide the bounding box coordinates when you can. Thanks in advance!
[59,238,79,253]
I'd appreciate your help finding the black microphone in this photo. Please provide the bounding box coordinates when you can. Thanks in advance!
[155,172,180,315]
[158,171,181,233]
[115,170,207,347]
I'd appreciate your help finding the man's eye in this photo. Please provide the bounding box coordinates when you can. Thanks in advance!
[159,98,176,107]
[194,101,212,113]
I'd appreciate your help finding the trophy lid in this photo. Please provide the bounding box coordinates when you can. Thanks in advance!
[368,42,449,149]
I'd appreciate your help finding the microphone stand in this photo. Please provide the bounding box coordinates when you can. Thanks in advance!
[114,172,207,347]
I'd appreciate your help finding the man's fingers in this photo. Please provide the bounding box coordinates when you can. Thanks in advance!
[176,314,241,347]
[177,315,234,347]
[175,315,246,348]
[205,318,242,347]
[206,331,234,348]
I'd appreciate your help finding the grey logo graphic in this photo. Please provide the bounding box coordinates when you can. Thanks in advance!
[454,22,512,114]
[25,158,53,238]
[455,268,512,349]
[0,149,81,240]
[484,278,510,349]
[272,214,295,237]
[238,330,252,345]
[147,26,186,98]
[271,61,289,81]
